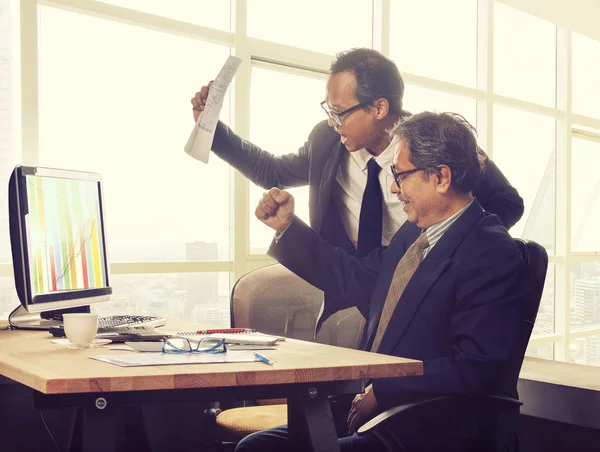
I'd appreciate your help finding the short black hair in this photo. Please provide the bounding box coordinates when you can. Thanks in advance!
[330,48,405,116]
[390,112,483,193]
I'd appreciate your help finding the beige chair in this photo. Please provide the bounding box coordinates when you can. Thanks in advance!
[215,263,365,441]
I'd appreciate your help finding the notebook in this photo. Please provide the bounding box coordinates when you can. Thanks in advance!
[171,332,283,346]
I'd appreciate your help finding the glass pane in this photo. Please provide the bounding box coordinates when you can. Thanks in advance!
[492,105,556,253]
[38,7,232,262]
[0,0,18,265]
[571,138,600,252]
[570,263,600,330]
[247,0,372,55]
[570,335,600,367]
[403,85,477,130]
[532,263,555,336]
[0,276,21,319]
[525,343,554,361]
[94,0,230,31]
[494,2,556,107]
[572,33,600,119]
[249,66,326,254]
[390,0,477,87]
[93,272,231,327]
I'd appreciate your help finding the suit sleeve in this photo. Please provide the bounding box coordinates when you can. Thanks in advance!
[210,121,328,189]
[268,217,383,313]
[473,149,524,230]
[372,239,526,410]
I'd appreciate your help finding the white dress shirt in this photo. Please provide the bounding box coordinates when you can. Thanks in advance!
[333,143,407,247]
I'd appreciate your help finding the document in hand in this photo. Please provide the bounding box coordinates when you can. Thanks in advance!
[184,55,242,163]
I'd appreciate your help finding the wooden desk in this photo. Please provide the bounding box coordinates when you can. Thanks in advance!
[0,322,422,452]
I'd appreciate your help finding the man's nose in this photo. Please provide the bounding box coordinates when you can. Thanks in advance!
[327,117,337,128]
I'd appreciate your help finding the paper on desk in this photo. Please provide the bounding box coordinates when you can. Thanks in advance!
[90,350,259,367]
[184,55,243,163]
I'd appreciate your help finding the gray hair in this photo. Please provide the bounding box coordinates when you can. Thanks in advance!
[390,112,484,193]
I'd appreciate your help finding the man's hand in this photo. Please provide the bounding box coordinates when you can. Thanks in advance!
[191,81,213,122]
[347,384,379,435]
[255,188,295,233]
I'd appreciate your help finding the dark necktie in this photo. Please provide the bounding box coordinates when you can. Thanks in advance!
[370,232,430,352]
[357,158,383,257]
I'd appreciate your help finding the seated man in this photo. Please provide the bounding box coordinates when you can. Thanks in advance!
[238,112,528,452]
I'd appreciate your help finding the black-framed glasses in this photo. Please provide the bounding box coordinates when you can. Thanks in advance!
[162,336,227,354]
[390,165,425,188]
[320,100,373,126]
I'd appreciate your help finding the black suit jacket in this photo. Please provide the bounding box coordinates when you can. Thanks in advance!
[269,200,527,413]
[212,120,525,328]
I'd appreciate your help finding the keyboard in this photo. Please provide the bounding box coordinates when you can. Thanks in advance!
[49,314,167,337]
[98,315,167,332]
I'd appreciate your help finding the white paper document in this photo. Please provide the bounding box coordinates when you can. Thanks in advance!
[90,350,259,367]
[184,55,242,163]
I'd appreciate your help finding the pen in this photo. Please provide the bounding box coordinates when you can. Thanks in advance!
[195,328,255,335]
[254,352,275,365]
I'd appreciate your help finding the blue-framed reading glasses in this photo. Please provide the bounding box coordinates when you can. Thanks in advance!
[320,100,373,126]
[162,336,227,354]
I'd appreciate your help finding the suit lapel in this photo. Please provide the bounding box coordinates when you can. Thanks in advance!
[370,201,486,354]
[316,142,345,232]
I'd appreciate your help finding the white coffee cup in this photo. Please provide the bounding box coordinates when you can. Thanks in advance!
[62,313,99,349]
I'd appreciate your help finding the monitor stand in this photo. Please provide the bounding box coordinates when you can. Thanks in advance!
[8,304,91,330]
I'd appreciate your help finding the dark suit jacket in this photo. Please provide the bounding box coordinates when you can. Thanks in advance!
[269,200,527,414]
[212,119,525,328]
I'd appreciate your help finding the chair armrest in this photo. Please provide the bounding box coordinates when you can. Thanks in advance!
[357,395,522,435]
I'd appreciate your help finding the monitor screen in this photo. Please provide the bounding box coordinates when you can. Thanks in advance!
[9,166,112,315]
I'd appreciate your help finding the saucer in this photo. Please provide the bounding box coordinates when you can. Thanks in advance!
[51,338,112,349]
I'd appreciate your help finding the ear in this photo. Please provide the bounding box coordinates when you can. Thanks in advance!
[373,98,389,119]
[436,165,452,194]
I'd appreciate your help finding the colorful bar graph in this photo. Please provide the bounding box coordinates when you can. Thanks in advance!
[25,176,108,295]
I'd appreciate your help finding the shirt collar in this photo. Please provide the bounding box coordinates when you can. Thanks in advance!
[350,141,395,174]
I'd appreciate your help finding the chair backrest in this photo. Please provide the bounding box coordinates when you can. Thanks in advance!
[502,239,548,395]
[230,264,322,341]
[230,263,365,348]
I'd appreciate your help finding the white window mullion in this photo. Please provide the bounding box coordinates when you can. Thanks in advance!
[476,0,493,156]
[19,0,39,166]
[373,0,390,55]
[554,26,571,361]
[232,0,251,284]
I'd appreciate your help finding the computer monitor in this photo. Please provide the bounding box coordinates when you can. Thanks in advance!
[8,165,112,329]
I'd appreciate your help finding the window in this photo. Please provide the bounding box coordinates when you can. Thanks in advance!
[247,0,372,55]
[95,272,232,327]
[571,262,600,331]
[570,334,600,366]
[248,65,326,253]
[390,0,477,87]
[571,138,600,252]
[94,0,230,31]
[403,85,477,129]
[37,7,232,263]
[492,105,556,253]
[494,2,556,107]
[572,33,600,119]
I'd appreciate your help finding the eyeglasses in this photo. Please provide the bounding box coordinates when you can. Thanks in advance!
[390,165,425,188]
[320,100,373,126]
[162,336,227,354]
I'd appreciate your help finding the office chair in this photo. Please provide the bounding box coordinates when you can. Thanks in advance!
[357,238,549,452]
[213,263,365,445]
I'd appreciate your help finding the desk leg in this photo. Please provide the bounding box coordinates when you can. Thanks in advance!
[67,403,118,452]
[288,387,340,452]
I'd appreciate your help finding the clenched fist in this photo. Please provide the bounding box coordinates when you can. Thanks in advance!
[191,81,213,122]
[255,188,295,233]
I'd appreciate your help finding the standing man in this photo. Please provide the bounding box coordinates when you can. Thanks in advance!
[191,48,523,330]
[236,112,530,452]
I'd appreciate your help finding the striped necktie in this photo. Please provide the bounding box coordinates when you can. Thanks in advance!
[370,232,430,352]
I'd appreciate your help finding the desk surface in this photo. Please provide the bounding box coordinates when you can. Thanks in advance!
[0,321,422,395]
